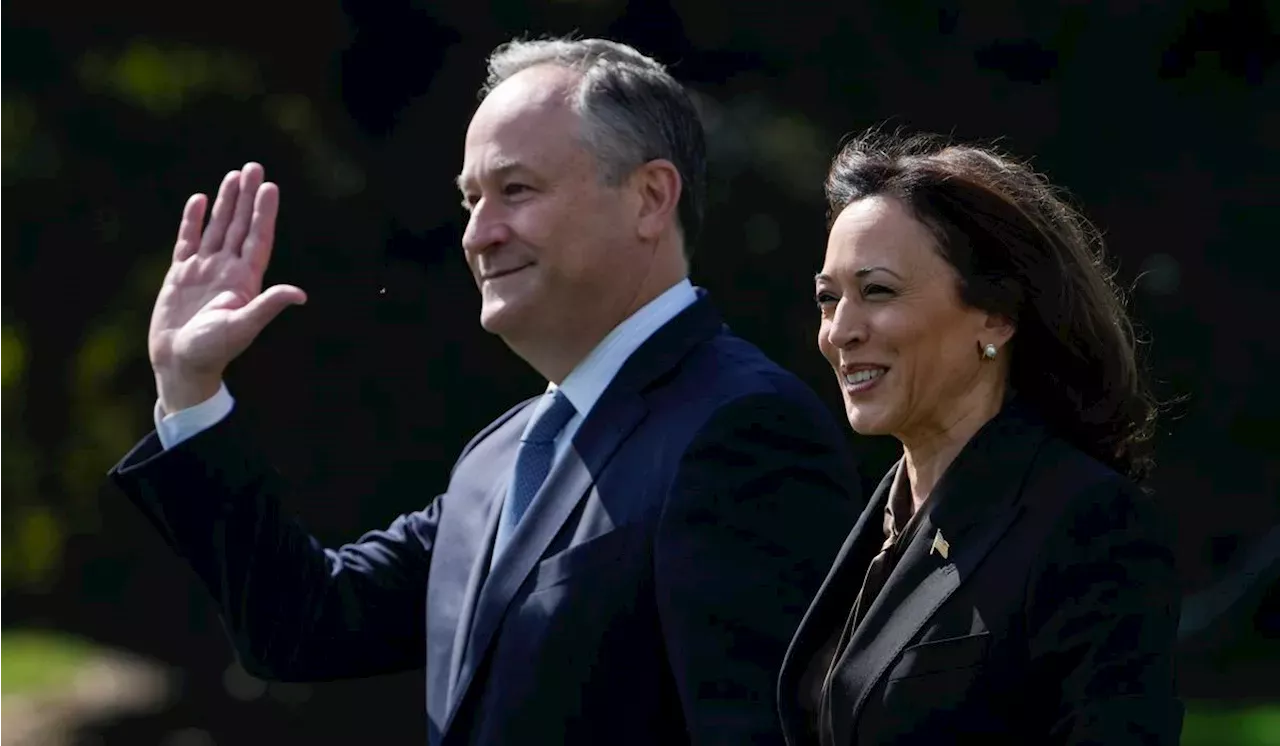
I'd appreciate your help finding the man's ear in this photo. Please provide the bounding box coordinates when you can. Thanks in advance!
[632,159,682,241]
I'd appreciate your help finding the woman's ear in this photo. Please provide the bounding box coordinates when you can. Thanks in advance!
[982,312,1016,348]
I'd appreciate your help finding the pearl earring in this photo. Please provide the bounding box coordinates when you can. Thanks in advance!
[982,343,997,360]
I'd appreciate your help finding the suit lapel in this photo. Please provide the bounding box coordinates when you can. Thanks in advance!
[445,475,506,703]
[425,405,527,728]
[448,391,646,718]
[778,465,895,741]
[834,401,1051,738]
[440,292,725,735]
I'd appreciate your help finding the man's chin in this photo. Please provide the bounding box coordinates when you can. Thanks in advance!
[479,301,530,337]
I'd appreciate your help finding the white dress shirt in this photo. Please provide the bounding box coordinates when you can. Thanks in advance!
[154,278,699,455]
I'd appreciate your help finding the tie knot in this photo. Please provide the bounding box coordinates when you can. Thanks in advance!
[523,389,577,445]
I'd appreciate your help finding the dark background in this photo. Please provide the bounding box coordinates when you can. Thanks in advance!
[3,0,1277,743]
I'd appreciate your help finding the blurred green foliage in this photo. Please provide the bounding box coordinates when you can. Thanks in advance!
[1,629,98,696]
[0,36,348,596]
[1,322,55,589]
[78,42,261,116]
[1183,701,1280,746]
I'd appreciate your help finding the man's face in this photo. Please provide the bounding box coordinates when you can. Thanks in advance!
[457,65,647,350]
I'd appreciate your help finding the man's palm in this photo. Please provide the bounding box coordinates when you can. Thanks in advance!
[149,163,306,410]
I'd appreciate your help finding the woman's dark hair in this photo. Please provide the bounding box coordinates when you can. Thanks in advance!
[826,129,1157,482]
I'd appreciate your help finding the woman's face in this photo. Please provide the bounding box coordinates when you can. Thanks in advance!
[816,196,1012,444]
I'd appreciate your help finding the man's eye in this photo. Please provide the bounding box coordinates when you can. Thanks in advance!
[502,183,530,197]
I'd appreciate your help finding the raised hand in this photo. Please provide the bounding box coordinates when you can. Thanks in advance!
[148,163,307,414]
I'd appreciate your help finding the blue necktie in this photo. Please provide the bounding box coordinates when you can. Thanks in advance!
[492,389,577,563]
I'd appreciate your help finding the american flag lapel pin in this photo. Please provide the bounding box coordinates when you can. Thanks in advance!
[930,529,950,560]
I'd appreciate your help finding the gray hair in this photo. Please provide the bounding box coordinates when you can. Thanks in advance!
[483,37,707,253]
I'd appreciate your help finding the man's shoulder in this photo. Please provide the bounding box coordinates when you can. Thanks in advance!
[452,327,845,470]
[636,328,848,458]
[451,395,538,468]
[669,327,833,414]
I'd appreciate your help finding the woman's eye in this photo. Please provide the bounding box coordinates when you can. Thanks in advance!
[815,291,839,307]
[863,284,895,298]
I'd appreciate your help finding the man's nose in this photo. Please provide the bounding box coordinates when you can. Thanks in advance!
[462,201,513,256]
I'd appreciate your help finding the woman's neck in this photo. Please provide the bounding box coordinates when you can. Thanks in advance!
[900,391,1005,508]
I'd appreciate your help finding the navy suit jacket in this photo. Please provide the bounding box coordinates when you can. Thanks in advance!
[109,293,862,745]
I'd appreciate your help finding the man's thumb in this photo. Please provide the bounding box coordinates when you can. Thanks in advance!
[233,284,308,334]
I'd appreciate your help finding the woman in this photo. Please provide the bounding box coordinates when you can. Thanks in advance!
[777,131,1182,745]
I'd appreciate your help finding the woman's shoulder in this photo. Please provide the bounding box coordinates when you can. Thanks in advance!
[1030,433,1141,497]
[1023,433,1174,561]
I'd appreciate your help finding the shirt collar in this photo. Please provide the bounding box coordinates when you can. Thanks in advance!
[548,277,697,421]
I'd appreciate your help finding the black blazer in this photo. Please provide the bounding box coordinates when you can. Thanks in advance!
[109,292,862,746]
[778,399,1183,745]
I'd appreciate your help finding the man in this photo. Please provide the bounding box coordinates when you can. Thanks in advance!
[110,38,859,745]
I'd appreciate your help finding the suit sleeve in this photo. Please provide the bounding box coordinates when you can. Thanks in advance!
[1025,478,1184,745]
[108,407,439,682]
[654,392,861,745]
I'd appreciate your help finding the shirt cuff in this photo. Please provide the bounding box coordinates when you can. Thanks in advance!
[153,382,236,450]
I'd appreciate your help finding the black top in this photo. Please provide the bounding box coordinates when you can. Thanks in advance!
[778,398,1183,745]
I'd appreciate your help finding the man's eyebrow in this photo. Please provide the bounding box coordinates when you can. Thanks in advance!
[455,161,526,192]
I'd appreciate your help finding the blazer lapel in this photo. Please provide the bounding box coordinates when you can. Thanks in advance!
[778,465,897,743]
[443,394,647,734]
[426,405,527,728]
[832,401,1052,738]
[445,475,506,703]
[441,291,725,736]
[443,448,588,719]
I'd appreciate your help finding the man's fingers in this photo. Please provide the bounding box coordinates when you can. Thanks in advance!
[243,182,280,272]
[225,163,265,257]
[199,170,242,256]
[174,194,208,261]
